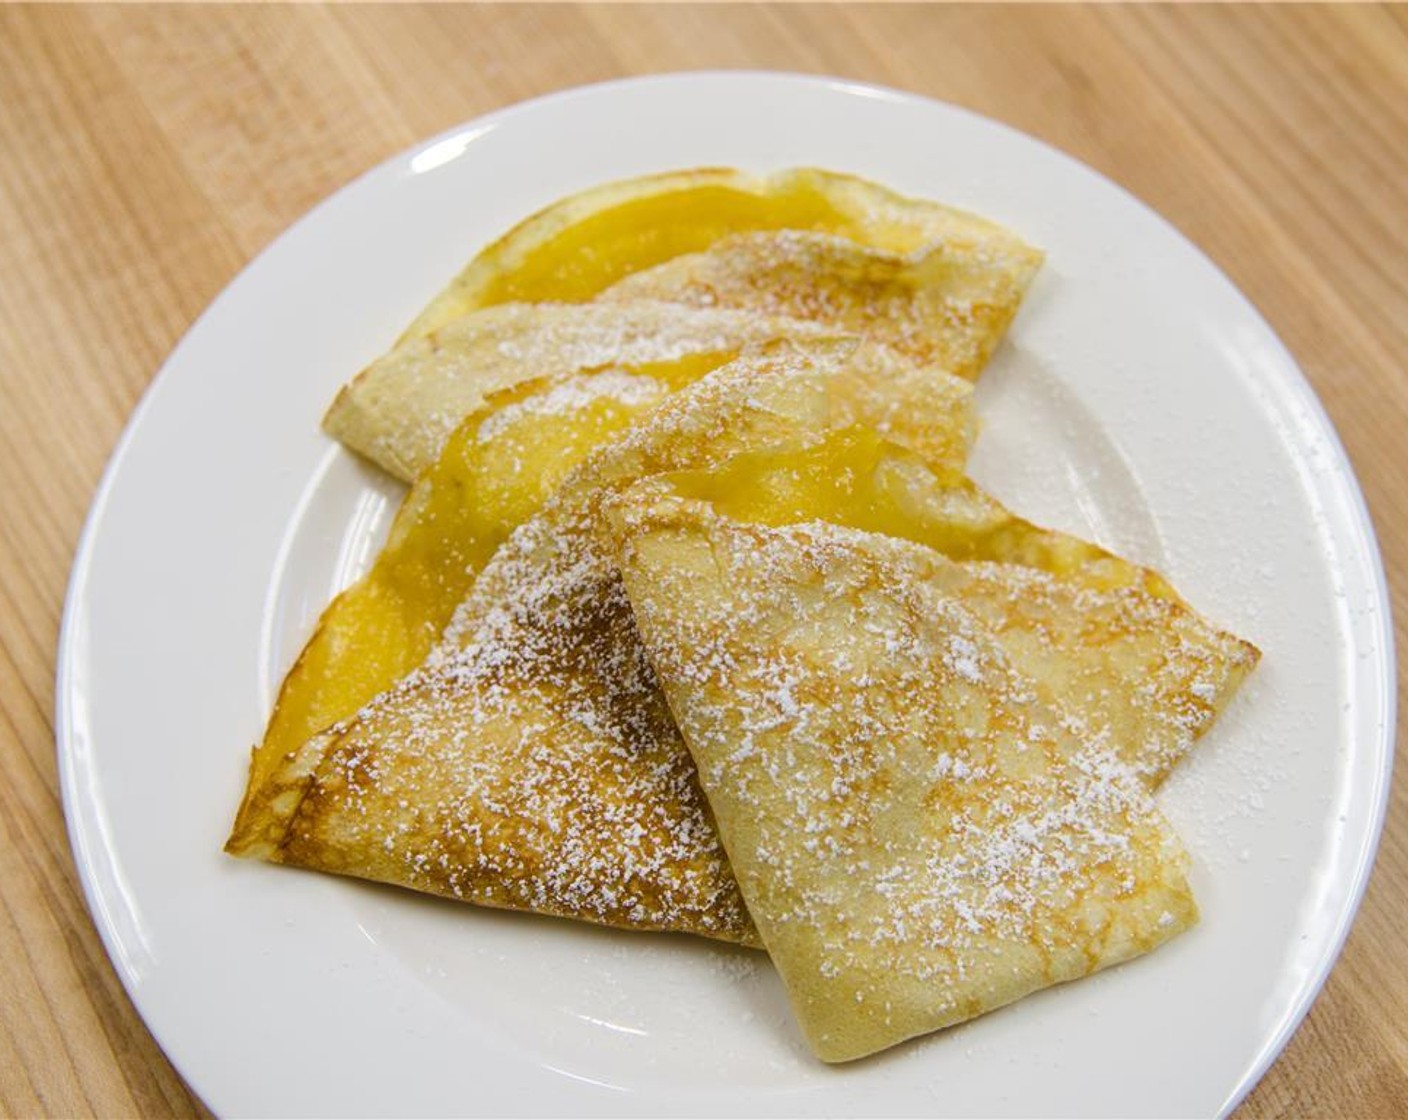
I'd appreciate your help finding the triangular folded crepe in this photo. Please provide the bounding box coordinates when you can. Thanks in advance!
[231,340,975,941]
[228,339,973,857]
[637,429,1260,786]
[608,488,1198,1061]
[324,300,833,482]
[599,229,1034,381]
[405,167,1041,337]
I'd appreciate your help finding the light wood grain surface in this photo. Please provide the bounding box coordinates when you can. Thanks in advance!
[1,4,1404,1116]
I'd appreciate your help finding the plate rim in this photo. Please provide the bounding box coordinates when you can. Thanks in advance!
[54,69,1398,1117]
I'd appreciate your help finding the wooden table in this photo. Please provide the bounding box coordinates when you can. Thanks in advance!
[2,5,1403,1116]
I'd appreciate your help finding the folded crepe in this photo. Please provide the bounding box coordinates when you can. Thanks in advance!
[599,229,1034,381]
[608,486,1200,1061]
[227,338,974,858]
[404,167,1041,338]
[229,339,976,943]
[325,168,1036,480]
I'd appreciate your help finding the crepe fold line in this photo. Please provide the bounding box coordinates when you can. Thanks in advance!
[606,486,1200,1061]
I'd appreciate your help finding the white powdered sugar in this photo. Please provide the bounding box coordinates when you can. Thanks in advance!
[475,370,665,443]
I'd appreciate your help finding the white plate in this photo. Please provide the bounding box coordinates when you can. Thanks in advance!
[58,73,1394,1118]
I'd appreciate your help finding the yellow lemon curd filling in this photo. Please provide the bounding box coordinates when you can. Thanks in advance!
[408,168,1020,335]
[652,426,1179,600]
[229,351,729,848]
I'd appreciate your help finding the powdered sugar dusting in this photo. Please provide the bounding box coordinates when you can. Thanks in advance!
[277,344,881,943]
[613,502,1197,1055]
[475,369,665,443]
[601,229,1037,381]
[939,560,1259,787]
[327,299,834,479]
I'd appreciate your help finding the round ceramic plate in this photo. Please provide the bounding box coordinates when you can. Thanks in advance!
[58,73,1393,1118]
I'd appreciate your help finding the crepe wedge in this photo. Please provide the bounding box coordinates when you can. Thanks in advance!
[404,167,1041,338]
[227,337,974,858]
[609,487,1199,1062]
[229,340,976,940]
